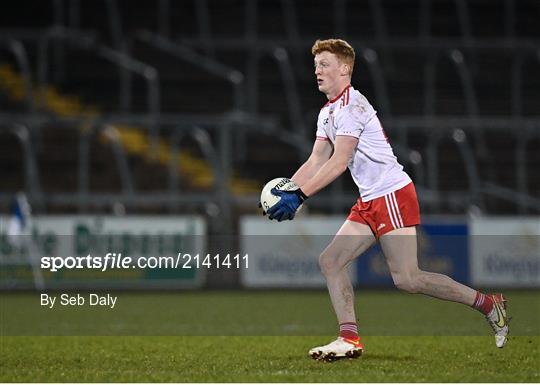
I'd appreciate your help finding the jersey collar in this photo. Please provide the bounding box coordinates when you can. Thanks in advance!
[324,84,351,107]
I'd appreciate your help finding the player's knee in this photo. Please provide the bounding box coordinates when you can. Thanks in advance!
[318,252,339,276]
[392,274,421,294]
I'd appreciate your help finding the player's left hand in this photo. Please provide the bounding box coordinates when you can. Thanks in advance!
[267,188,308,221]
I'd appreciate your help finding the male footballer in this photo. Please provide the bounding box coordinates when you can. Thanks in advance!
[265,39,509,360]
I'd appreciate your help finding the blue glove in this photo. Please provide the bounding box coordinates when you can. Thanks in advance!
[267,188,308,221]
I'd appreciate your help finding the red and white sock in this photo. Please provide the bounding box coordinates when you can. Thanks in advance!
[472,291,494,315]
[339,322,359,341]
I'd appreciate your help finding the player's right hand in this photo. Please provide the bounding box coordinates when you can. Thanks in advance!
[267,188,307,221]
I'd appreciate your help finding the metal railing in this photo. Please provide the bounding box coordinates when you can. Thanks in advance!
[2,115,538,213]
[37,26,161,152]
[130,30,245,112]
[8,125,41,199]
[1,0,539,216]
[3,40,34,113]
[78,122,135,212]
[423,49,487,155]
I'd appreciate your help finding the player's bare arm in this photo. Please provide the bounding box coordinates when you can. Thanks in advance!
[267,135,357,222]
[291,139,333,187]
[299,135,358,197]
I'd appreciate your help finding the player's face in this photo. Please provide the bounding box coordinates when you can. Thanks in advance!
[314,51,348,98]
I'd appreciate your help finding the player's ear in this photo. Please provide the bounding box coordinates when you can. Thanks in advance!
[341,63,350,76]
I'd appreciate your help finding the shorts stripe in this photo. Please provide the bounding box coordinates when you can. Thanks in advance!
[347,182,420,238]
[384,195,398,229]
[389,194,401,228]
[390,192,404,227]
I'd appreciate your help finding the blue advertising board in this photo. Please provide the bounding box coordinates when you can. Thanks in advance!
[355,222,469,287]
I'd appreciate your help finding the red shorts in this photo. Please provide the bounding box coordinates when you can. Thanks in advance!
[347,182,421,238]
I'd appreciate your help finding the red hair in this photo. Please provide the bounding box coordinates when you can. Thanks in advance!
[312,39,355,75]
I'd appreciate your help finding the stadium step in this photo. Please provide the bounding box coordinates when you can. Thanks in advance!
[0,64,259,194]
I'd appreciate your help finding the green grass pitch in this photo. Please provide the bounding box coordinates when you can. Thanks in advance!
[1,290,539,382]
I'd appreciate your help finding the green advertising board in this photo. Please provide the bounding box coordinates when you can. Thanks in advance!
[0,216,206,289]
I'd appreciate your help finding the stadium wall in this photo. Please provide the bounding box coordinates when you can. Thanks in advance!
[239,216,539,289]
[0,215,206,290]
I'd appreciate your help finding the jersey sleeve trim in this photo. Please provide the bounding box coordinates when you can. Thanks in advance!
[316,136,329,141]
[336,133,360,139]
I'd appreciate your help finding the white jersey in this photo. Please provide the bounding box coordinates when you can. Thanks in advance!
[316,85,411,201]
